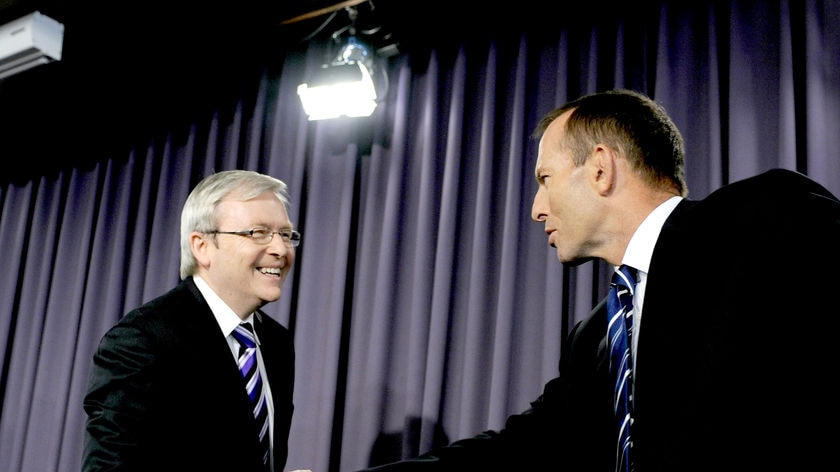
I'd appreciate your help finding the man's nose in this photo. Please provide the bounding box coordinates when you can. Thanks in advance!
[531,188,547,222]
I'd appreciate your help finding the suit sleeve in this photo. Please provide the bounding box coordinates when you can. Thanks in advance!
[357,301,611,472]
[357,397,557,472]
[82,322,160,471]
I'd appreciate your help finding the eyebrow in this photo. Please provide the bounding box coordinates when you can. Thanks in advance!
[534,162,544,182]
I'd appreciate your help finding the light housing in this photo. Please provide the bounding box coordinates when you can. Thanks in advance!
[297,36,379,121]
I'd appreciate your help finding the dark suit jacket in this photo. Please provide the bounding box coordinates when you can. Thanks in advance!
[83,276,295,472]
[361,169,840,471]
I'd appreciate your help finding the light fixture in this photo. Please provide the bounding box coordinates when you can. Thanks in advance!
[297,7,384,121]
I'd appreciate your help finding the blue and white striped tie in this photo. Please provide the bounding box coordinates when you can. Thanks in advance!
[607,265,637,472]
[232,322,270,469]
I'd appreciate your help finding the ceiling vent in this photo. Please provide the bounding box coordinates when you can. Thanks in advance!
[0,11,64,80]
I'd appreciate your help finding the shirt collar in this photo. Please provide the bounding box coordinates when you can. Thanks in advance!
[192,275,256,339]
[622,196,682,274]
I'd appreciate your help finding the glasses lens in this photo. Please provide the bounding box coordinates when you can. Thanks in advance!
[251,229,272,243]
[245,228,301,246]
[290,231,301,245]
[279,229,301,247]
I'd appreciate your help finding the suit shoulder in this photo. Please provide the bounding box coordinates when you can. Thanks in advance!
[684,168,837,224]
[717,168,837,202]
[112,279,205,331]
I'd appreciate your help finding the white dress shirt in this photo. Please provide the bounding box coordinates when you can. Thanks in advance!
[192,275,276,464]
[619,196,682,371]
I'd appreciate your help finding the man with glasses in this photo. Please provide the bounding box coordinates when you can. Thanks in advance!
[83,170,301,472]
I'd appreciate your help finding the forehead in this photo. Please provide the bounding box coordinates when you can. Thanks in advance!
[216,192,288,222]
[536,111,572,172]
[542,110,571,147]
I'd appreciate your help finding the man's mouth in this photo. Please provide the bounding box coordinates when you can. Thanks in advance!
[259,267,282,276]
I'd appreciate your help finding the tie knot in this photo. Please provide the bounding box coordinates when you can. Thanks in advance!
[612,264,637,291]
[232,322,256,349]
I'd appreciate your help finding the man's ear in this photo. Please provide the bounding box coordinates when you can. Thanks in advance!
[190,232,212,269]
[590,144,617,196]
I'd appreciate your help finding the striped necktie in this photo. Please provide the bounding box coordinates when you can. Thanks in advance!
[607,264,637,472]
[232,322,271,469]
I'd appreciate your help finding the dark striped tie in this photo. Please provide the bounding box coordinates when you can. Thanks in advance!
[232,322,271,469]
[607,265,637,472]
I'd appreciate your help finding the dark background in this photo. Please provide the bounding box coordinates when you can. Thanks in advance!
[0,0,343,173]
[0,0,640,178]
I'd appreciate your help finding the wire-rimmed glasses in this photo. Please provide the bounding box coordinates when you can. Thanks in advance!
[208,227,301,247]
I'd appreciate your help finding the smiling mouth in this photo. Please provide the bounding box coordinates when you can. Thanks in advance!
[259,267,282,276]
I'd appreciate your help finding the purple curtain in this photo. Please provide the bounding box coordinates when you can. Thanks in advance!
[1,1,838,471]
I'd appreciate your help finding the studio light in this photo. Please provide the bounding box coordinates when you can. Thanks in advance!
[297,36,378,120]
[296,1,394,122]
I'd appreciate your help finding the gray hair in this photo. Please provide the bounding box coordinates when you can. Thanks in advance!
[179,170,291,279]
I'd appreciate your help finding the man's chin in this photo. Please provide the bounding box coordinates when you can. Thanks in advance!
[259,288,283,304]
[558,253,595,267]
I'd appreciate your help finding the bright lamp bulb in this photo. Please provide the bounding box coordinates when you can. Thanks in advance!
[297,36,380,121]
[297,62,377,120]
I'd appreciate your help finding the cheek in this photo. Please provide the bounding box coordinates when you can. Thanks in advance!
[532,187,548,214]
[546,186,568,215]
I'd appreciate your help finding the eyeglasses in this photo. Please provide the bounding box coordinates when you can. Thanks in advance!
[208,228,301,247]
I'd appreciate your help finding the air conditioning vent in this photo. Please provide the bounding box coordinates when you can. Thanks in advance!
[0,11,64,80]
